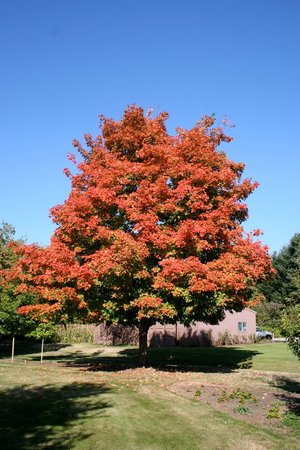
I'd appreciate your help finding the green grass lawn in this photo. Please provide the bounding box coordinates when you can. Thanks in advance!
[1,340,299,373]
[151,343,300,373]
[0,342,299,449]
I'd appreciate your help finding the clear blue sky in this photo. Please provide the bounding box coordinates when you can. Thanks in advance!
[1,0,299,254]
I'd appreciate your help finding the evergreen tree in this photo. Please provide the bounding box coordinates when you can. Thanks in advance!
[256,233,300,335]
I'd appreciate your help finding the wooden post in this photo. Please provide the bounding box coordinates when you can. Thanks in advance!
[40,338,44,363]
[11,336,15,363]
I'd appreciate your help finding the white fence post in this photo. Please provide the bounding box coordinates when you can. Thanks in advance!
[40,338,44,363]
[11,336,15,363]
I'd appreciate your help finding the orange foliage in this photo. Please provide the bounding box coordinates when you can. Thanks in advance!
[1,106,273,326]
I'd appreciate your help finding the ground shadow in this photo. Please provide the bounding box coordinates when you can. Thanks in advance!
[271,376,300,416]
[1,340,262,373]
[0,382,111,449]
[76,346,261,373]
[0,338,70,359]
[28,349,104,364]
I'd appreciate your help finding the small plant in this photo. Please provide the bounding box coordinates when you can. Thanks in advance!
[232,388,257,404]
[218,389,228,403]
[267,401,284,419]
[218,387,257,404]
[194,389,201,398]
[234,405,251,415]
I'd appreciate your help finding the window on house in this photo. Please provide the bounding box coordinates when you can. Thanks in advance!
[238,322,247,332]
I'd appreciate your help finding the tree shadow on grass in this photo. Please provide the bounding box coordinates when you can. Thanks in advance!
[28,349,104,364]
[2,343,262,373]
[76,346,261,373]
[271,376,300,416]
[0,382,111,449]
[0,339,71,359]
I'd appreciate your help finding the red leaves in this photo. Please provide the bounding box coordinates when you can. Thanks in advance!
[130,295,175,321]
[155,257,214,294]
[2,105,273,326]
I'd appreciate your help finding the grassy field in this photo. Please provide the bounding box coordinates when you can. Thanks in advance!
[0,342,299,449]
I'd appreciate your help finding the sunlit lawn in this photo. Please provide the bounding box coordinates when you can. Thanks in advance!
[0,342,299,449]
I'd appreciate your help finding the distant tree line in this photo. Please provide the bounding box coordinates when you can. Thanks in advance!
[256,233,300,358]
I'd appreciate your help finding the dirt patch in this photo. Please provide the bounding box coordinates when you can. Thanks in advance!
[169,374,300,431]
[108,367,300,435]
[98,366,300,434]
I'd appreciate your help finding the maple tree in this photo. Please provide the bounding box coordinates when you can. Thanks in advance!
[2,106,273,366]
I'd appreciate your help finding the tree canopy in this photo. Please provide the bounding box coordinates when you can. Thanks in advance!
[258,233,300,357]
[1,106,273,365]
[0,222,18,270]
[0,222,34,336]
[258,233,300,305]
[256,233,300,334]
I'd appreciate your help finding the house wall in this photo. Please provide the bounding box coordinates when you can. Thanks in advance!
[94,323,139,345]
[148,309,256,347]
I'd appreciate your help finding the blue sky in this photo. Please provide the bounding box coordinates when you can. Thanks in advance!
[1,0,299,254]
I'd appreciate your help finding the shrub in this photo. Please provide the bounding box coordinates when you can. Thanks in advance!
[54,324,95,343]
[215,331,234,346]
[281,305,300,359]
[215,331,255,346]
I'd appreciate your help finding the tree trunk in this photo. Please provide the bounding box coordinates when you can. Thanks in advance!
[138,321,150,367]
